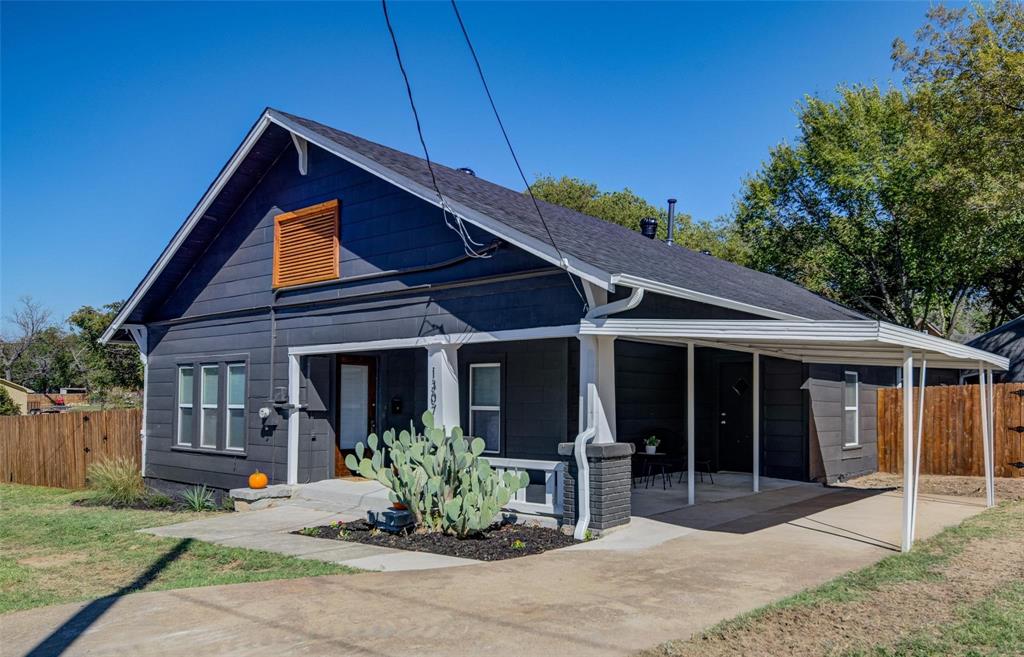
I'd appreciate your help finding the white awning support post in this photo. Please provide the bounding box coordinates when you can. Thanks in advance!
[687,342,696,506]
[752,351,760,493]
[988,367,996,507]
[426,344,461,433]
[979,364,995,507]
[901,350,915,553]
[910,354,927,541]
[577,335,616,445]
[287,353,301,485]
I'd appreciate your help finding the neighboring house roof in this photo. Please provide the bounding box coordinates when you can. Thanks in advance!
[0,379,34,394]
[966,316,1024,381]
[102,108,864,343]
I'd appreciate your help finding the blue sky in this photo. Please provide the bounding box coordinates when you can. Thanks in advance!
[1,1,935,326]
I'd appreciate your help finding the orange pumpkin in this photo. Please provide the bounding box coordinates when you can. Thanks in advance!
[248,470,268,490]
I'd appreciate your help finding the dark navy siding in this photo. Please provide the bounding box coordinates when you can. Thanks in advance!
[615,340,685,458]
[760,357,808,480]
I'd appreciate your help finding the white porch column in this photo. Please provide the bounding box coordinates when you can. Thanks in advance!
[578,335,616,444]
[426,344,461,432]
[687,342,695,506]
[752,352,760,493]
[987,367,996,507]
[901,350,915,553]
[979,364,994,507]
[910,355,927,541]
[287,353,301,485]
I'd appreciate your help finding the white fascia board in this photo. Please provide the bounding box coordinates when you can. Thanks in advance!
[610,274,813,322]
[581,319,1009,369]
[265,111,614,292]
[288,324,580,357]
[100,114,275,344]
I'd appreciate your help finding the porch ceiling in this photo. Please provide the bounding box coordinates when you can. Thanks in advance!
[579,319,1010,370]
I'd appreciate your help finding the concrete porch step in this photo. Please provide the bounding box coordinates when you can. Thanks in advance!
[288,477,395,514]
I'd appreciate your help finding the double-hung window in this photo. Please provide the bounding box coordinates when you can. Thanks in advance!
[469,363,501,454]
[843,371,859,447]
[177,366,194,446]
[175,359,247,452]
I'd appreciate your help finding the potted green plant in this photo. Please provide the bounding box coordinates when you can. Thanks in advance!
[644,435,660,455]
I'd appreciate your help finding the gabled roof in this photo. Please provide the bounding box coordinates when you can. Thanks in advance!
[102,108,864,343]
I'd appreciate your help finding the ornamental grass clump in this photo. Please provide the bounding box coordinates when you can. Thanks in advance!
[87,457,147,507]
[345,411,529,538]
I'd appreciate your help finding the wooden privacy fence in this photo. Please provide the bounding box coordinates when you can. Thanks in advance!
[877,382,1024,478]
[0,409,142,489]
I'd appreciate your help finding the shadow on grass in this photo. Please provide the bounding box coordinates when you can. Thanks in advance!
[25,538,193,657]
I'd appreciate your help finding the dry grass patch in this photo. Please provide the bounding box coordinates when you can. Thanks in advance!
[638,500,1024,657]
[840,472,1024,501]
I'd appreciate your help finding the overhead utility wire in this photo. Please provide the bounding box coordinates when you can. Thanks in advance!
[381,0,490,258]
[449,0,588,310]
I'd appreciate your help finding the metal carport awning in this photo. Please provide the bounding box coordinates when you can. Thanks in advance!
[579,318,1009,553]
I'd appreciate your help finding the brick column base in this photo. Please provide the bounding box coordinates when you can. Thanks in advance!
[557,442,634,533]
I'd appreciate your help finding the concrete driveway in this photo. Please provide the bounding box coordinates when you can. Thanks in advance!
[0,486,984,657]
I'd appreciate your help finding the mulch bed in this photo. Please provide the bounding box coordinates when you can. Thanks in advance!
[72,498,190,512]
[293,519,579,561]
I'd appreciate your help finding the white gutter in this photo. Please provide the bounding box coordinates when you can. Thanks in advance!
[573,387,597,541]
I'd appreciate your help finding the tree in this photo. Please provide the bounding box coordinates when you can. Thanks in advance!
[530,175,749,263]
[10,327,83,393]
[67,303,142,393]
[892,1,1024,329]
[0,296,52,381]
[0,386,19,416]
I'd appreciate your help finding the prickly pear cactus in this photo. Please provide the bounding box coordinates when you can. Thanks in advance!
[344,411,529,537]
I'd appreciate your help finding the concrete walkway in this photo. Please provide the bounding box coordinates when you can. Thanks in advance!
[1,488,985,657]
[141,505,477,572]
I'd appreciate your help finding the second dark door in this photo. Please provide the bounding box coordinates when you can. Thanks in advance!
[717,361,753,472]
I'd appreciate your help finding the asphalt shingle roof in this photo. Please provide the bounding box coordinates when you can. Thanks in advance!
[280,110,864,321]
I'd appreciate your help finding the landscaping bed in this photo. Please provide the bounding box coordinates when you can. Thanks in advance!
[295,519,578,560]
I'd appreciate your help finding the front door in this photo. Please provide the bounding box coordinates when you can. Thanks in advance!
[717,361,753,472]
[335,355,377,477]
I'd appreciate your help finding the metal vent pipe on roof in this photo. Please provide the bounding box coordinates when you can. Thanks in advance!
[457,167,476,176]
[640,217,658,239]
[666,198,677,245]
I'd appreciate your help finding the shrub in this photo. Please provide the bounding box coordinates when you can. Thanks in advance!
[181,485,216,512]
[147,492,175,508]
[0,387,20,416]
[87,457,146,506]
[345,411,529,538]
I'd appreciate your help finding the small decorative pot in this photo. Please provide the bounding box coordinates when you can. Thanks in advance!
[391,501,408,511]
[248,470,268,490]
[646,445,657,455]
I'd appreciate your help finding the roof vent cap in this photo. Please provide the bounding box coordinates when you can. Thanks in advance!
[457,167,476,176]
[640,217,658,239]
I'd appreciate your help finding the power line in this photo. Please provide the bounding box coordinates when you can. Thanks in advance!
[380,0,490,259]
[449,0,588,311]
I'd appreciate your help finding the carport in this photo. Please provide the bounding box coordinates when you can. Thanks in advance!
[578,318,1010,552]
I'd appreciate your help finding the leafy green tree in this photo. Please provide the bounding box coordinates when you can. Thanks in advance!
[0,386,20,416]
[10,326,83,393]
[530,175,748,263]
[67,303,142,393]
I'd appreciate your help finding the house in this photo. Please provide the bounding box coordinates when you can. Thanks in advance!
[0,379,33,415]
[101,109,1007,549]
[965,316,1024,383]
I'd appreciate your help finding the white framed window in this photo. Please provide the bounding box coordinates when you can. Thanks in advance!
[469,363,501,453]
[199,365,219,449]
[843,371,859,447]
[177,366,194,446]
[225,363,246,451]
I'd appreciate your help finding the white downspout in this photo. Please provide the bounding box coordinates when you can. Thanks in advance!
[572,285,642,540]
[573,385,598,540]
[584,286,644,320]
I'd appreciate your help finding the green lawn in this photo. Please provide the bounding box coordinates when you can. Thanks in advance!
[0,483,354,614]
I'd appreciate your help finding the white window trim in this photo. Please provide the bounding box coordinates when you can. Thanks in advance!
[843,371,859,447]
[469,363,501,454]
[199,365,219,449]
[176,366,194,446]
[225,363,246,451]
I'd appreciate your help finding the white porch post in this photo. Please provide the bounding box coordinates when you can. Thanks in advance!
[988,367,996,507]
[426,344,461,432]
[578,335,616,444]
[910,355,927,541]
[752,352,760,493]
[687,342,695,506]
[901,350,915,553]
[979,364,994,507]
[287,353,301,485]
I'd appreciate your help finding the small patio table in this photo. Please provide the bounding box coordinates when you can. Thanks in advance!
[633,452,674,490]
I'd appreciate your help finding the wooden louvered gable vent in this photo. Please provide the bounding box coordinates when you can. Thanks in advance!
[272,200,340,289]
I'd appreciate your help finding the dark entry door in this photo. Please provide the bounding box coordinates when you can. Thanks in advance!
[335,355,377,477]
[718,361,753,472]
